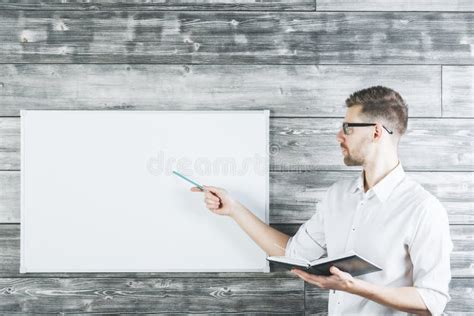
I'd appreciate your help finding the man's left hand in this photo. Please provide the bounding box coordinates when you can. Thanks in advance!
[291,266,355,292]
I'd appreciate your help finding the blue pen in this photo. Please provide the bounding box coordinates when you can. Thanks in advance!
[172,170,204,191]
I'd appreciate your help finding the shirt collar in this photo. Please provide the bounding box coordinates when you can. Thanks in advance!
[352,162,406,202]
[352,171,365,194]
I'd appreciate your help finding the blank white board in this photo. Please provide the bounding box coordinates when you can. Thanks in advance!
[21,110,269,273]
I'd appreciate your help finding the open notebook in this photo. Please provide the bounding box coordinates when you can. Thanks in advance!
[267,251,382,276]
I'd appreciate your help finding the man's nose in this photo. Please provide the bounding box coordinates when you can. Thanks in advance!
[336,128,345,143]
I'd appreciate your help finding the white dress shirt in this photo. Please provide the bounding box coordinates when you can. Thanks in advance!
[285,163,453,315]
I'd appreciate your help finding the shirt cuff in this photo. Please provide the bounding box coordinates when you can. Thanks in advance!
[415,287,450,315]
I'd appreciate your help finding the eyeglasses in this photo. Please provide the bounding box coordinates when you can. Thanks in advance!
[342,122,393,135]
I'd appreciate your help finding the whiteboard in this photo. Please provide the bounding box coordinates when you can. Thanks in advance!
[21,110,269,273]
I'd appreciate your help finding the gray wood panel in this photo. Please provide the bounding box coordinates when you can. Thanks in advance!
[0,224,472,277]
[1,118,472,171]
[316,0,474,11]
[0,64,441,117]
[270,171,474,224]
[270,118,474,171]
[0,118,18,171]
[443,66,474,118]
[0,0,315,11]
[305,278,474,314]
[0,276,304,314]
[450,225,474,278]
[0,224,295,279]
[2,170,472,224]
[0,11,472,64]
[0,171,17,223]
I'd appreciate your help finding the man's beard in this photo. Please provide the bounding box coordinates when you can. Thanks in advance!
[342,144,366,166]
[343,154,364,166]
[341,135,371,166]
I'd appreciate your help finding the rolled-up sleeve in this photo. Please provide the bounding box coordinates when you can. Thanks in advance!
[409,197,453,315]
[285,192,328,261]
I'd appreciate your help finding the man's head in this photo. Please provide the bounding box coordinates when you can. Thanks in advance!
[336,86,408,166]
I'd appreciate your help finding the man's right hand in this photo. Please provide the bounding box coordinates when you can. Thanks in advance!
[192,185,290,257]
[190,185,240,217]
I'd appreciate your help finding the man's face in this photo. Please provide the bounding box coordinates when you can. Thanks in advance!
[336,105,373,166]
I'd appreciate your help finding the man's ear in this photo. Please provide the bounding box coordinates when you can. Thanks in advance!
[373,123,384,142]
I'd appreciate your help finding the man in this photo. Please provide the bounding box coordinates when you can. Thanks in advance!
[191,86,453,315]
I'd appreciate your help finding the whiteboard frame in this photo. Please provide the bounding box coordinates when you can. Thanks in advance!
[20,110,270,273]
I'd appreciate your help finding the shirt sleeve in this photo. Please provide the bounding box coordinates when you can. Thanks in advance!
[409,196,453,315]
[285,189,329,261]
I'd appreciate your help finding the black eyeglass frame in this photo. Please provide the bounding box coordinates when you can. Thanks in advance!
[342,122,393,135]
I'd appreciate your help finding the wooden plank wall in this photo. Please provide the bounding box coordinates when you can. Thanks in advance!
[0,0,473,314]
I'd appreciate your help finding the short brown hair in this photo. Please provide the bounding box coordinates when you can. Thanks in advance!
[346,86,408,135]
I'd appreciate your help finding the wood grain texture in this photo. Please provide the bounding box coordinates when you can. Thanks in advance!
[270,118,474,171]
[451,225,474,278]
[2,118,472,171]
[0,11,472,64]
[0,64,441,117]
[0,119,18,171]
[270,171,474,224]
[443,66,474,118]
[0,0,315,11]
[305,278,474,314]
[0,171,18,223]
[0,224,472,277]
[2,170,472,224]
[316,0,474,11]
[0,276,304,314]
